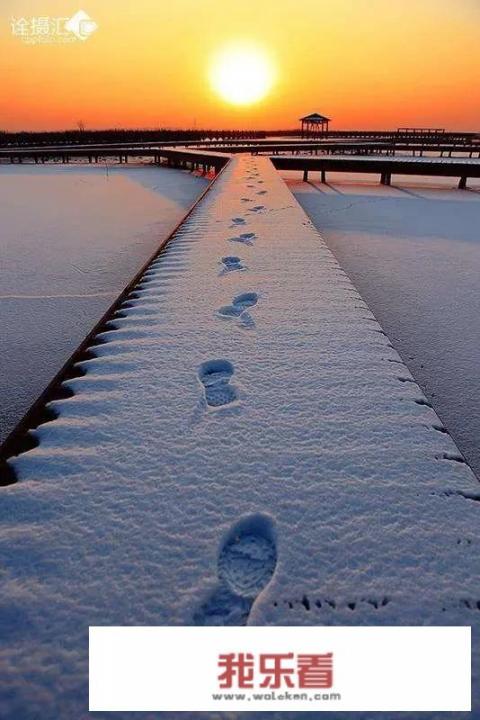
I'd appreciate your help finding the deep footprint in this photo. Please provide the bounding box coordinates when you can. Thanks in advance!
[233,292,258,309]
[194,514,277,625]
[250,205,266,213]
[198,359,237,408]
[228,232,257,246]
[231,217,246,226]
[217,292,258,326]
[221,256,245,273]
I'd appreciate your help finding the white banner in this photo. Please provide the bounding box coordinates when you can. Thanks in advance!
[89,626,470,712]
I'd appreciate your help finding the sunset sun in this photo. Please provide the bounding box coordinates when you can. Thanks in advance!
[209,44,274,106]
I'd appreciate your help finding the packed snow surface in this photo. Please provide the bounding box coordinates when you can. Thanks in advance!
[1,158,479,720]
[286,173,480,479]
[0,164,207,444]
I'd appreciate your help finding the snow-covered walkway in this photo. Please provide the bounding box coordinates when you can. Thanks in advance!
[1,156,479,718]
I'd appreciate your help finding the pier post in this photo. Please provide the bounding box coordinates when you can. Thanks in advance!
[458,176,467,190]
[303,169,308,181]
[321,169,326,183]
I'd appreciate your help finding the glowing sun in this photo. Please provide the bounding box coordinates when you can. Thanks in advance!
[209,45,274,106]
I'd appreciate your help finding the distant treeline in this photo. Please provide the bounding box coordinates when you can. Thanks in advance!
[0,128,280,147]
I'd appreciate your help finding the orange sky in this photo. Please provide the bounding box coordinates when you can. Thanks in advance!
[1,0,479,131]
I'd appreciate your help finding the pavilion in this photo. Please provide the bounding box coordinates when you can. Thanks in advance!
[300,112,331,137]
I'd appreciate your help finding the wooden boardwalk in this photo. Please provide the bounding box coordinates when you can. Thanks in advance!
[2,141,480,188]
[272,153,480,188]
[0,146,229,175]
[1,154,480,716]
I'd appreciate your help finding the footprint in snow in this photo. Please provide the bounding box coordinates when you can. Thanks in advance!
[231,217,246,226]
[228,232,257,246]
[257,190,267,195]
[220,256,246,274]
[241,197,253,203]
[249,205,266,213]
[194,514,277,626]
[217,292,259,328]
[198,359,237,408]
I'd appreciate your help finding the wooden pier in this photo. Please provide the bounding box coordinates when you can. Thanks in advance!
[1,154,479,716]
[1,136,480,190]
[0,146,229,175]
[271,153,480,189]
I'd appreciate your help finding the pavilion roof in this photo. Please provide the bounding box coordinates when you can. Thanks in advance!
[300,112,331,122]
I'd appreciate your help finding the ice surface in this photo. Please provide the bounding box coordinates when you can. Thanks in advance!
[286,173,480,478]
[1,158,479,719]
[0,164,208,443]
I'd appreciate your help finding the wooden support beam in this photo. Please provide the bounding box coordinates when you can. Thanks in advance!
[303,169,308,181]
[321,169,326,183]
[458,176,467,190]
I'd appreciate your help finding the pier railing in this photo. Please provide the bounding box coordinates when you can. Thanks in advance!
[271,154,480,189]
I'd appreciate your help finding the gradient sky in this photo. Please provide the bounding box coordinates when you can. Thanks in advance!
[1,0,479,131]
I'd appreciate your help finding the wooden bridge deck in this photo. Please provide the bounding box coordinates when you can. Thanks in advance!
[271,153,480,188]
[0,142,480,188]
[1,154,479,715]
[0,146,230,174]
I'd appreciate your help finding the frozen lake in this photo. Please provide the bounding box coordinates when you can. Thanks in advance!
[0,164,207,445]
[285,172,480,479]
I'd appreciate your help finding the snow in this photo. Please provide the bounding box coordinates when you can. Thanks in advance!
[1,157,479,719]
[285,172,480,479]
[0,164,208,444]
[291,154,480,166]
